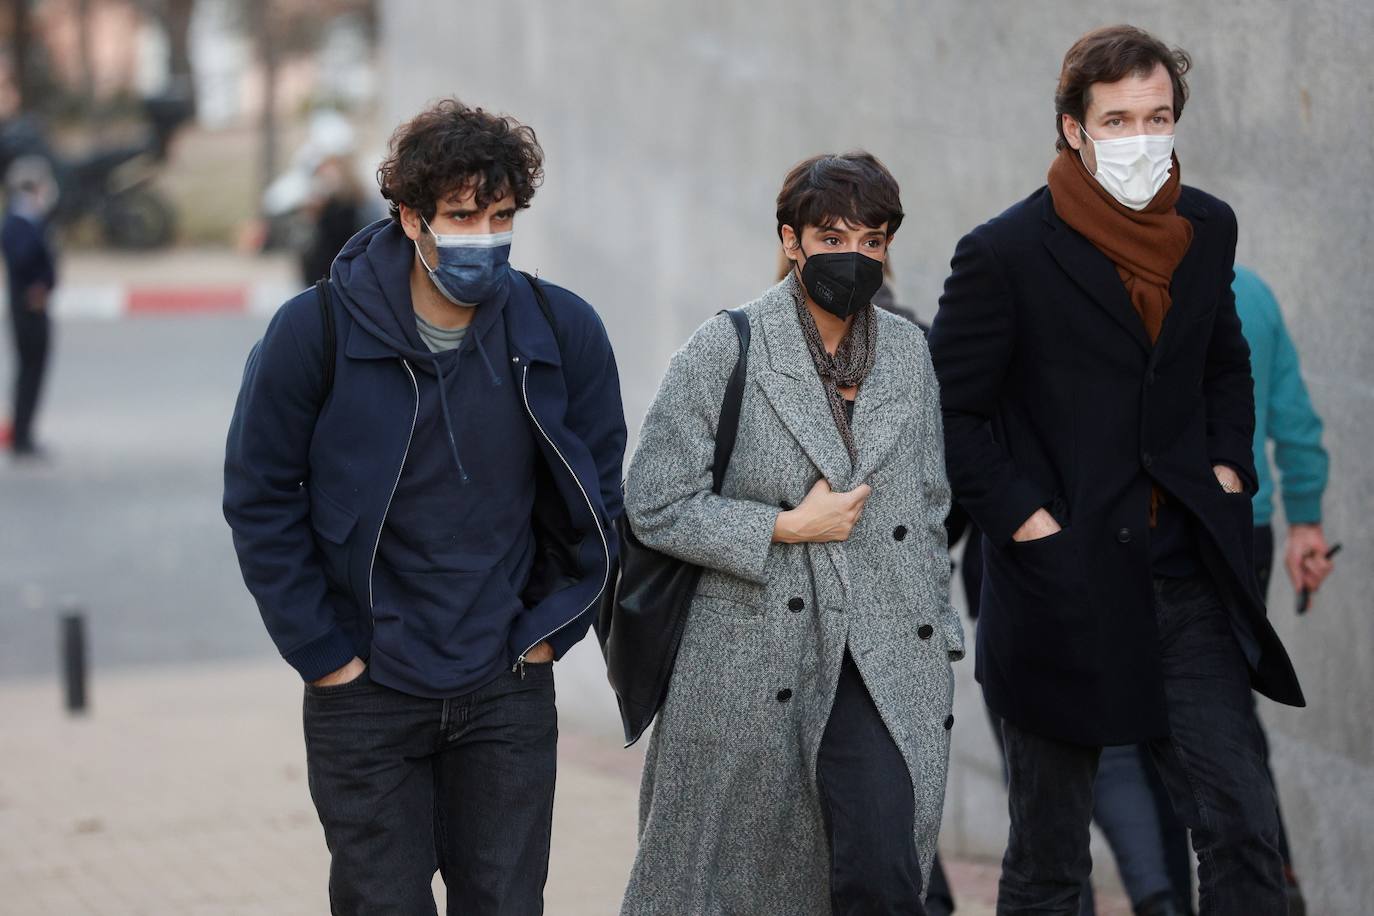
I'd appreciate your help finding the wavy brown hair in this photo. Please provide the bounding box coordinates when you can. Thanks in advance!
[1054,25,1192,151]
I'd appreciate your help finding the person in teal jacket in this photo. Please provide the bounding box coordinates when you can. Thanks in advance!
[1234,265,1333,600]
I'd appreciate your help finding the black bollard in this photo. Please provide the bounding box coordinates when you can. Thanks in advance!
[61,612,87,714]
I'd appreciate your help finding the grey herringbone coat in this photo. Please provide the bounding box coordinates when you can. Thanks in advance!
[619,276,963,915]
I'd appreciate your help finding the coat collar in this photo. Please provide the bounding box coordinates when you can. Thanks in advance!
[754,276,915,488]
[1041,187,1210,358]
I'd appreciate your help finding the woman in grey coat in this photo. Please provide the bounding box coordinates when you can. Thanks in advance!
[620,152,962,915]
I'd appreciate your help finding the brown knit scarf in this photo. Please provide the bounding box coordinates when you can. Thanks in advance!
[1047,147,1194,523]
[789,272,877,463]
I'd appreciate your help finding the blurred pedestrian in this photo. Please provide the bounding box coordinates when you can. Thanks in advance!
[223,99,626,914]
[299,154,370,285]
[929,25,1303,915]
[2,155,58,460]
[621,152,960,915]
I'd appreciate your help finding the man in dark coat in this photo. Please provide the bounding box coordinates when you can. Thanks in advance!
[3,156,59,459]
[928,26,1302,916]
[224,100,626,913]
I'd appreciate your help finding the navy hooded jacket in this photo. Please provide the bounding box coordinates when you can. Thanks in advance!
[224,220,627,685]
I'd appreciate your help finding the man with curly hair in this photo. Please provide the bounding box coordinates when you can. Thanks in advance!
[224,99,626,912]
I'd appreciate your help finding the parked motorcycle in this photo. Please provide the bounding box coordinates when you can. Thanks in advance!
[0,92,193,249]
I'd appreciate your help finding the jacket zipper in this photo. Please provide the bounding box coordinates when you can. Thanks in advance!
[513,358,611,675]
[368,358,420,612]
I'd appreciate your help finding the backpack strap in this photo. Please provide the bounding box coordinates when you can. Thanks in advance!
[711,308,751,494]
[315,278,336,399]
[518,270,560,355]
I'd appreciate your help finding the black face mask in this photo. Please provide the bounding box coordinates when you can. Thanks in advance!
[796,249,885,320]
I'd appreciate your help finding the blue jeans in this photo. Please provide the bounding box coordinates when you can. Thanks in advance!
[302,663,558,915]
[997,575,1285,916]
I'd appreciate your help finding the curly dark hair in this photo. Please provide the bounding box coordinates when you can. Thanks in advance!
[775,151,904,243]
[377,98,544,223]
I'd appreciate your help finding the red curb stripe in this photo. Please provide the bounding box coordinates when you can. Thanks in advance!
[126,287,248,315]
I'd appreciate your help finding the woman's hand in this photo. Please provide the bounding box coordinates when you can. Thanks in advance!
[773,478,871,544]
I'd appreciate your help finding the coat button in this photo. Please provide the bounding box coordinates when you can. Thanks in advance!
[944,714,955,730]
[1117,528,1132,543]
[777,689,793,703]
[918,624,934,640]
[1142,452,1154,469]
[780,499,794,510]
[893,525,908,541]
[788,597,805,612]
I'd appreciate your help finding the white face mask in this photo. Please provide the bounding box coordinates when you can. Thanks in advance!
[1078,123,1175,211]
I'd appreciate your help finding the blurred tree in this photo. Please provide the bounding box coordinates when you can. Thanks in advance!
[137,0,197,109]
[248,0,278,204]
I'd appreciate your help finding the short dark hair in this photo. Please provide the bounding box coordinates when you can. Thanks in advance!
[377,98,544,223]
[775,152,904,244]
[1054,25,1192,151]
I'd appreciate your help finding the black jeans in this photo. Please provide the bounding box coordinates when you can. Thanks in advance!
[303,663,558,915]
[816,651,926,915]
[997,575,1285,916]
[8,305,50,452]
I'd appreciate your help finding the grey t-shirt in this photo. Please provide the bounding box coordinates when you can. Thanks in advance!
[415,312,469,353]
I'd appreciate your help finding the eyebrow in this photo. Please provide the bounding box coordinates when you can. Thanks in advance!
[1100,105,1174,118]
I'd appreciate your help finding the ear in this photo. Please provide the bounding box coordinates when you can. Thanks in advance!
[781,225,803,263]
[398,203,425,242]
[1062,115,1085,151]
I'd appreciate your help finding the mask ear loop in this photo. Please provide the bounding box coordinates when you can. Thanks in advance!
[415,214,439,273]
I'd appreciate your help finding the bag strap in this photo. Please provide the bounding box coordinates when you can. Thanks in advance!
[711,308,751,494]
[518,270,560,353]
[315,278,336,398]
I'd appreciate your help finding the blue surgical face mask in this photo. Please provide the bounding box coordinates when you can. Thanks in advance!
[415,217,513,307]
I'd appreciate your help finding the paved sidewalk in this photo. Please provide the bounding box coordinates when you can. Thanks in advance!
[2,660,1127,915]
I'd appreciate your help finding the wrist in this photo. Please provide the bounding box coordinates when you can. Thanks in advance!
[773,509,801,544]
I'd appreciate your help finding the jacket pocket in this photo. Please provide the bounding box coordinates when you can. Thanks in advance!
[309,483,358,545]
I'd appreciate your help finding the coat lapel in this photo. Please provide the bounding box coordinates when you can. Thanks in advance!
[755,278,854,486]
[849,319,917,484]
[1042,194,1152,355]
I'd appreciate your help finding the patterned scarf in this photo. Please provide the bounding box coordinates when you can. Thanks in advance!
[788,272,878,463]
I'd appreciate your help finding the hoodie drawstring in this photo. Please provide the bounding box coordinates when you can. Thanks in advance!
[426,331,503,486]
[472,332,502,387]
[430,355,470,485]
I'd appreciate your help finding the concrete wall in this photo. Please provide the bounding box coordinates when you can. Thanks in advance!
[380,2,1374,909]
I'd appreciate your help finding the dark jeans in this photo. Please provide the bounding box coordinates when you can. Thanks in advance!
[303,663,558,915]
[8,305,50,452]
[817,651,926,915]
[997,575,1285,916]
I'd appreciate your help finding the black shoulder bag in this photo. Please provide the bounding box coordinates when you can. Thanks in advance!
[596,309,751,746]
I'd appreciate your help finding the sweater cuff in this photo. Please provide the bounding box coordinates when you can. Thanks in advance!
[284,626,358,683]
[1282,492,1322,526]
